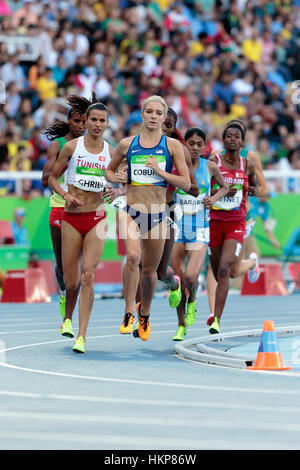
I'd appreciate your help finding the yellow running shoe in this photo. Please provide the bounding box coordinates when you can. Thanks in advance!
[209,317,220,335]
[60,318,74,338]
[185,300,197,327]
[120,313,135,334]
[172,325,186,341]
[133,303,151,341]
[73,336,85,353]
[168,275,182,308]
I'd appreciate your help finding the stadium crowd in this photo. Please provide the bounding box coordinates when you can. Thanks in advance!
[0,0,299,197]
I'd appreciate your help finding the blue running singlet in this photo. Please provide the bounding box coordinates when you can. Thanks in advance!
[126,134,173,188]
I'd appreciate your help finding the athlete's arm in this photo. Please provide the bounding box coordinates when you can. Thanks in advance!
[208,154,218,163]
[41,140,61,188]
[247,150,268,197]
[146,138,191,192]
[203,160,228,209]
[246,158,257,196]
[105,138,130,184]
[184,146,199,197]
[48,140,84,208]
[210,149,221,158]
[103,145,127,203]
[208,154,237,197]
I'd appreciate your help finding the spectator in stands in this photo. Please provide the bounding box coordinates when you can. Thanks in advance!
[3,82,21,119]
[0,52,26,90]
[9,144,32,171]
[0,0,298,195]
[11,207,30,246]
[11,0,38,29]
[0,0,12,17]
[36,67,57,102]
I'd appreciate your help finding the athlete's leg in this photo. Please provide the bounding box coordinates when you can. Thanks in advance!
[184,242,207,328]
[211,239,241,322]
[135,262,142,304]
[185,242,207,302]
[61,220,83,322]
[123,237,141,314]
[230,240,255,278]
[230,217,259,280]
[170,242,186,327]
[140,219,167,316]
[50,224,65,291]
[156,223,178,289]
[119,210,141,315]
[206,261,217,316]
[77,222,106,340]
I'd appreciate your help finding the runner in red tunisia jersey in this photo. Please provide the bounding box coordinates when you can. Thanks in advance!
[208,124,257,334]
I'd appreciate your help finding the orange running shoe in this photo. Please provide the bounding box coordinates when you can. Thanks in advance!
[133,302,151,341]
[120,312,135,334]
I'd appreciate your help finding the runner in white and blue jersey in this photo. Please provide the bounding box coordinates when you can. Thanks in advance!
[170,128,228,341]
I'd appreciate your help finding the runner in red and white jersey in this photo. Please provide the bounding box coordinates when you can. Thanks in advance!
[208,124,257,334]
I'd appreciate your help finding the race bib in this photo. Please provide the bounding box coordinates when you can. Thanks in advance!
[131,155,166,185]
[176,188,206,214]
[110,195,126,210]
[213,185,243,211]
[74,166,107,192]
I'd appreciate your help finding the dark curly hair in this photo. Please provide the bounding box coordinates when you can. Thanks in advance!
[44,91,101,141]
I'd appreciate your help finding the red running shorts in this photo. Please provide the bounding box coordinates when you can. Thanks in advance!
[62,210,106,237]
[49,207,65,229]
[209,218,246,247]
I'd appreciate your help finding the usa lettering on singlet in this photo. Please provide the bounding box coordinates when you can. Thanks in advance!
[127,134,173,187]
[67,136,111,192]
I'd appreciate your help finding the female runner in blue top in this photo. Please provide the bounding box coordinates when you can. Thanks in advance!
[170,128,228,341]
[105,95,190,342]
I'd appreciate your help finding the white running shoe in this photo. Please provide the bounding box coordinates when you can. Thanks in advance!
[247,252,261,283]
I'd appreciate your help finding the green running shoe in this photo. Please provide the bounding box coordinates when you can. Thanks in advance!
[59,294,66,320]
[73,336,85,353]
[60,318,74,338]
[169,275,181,308]
[185,300,197,327]
[209,317,220,335]
[172,325,186,341]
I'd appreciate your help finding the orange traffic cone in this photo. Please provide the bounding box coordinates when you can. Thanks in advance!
[247,320,291,371]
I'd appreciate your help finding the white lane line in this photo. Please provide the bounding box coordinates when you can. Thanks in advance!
[1,335,300,386]
[0,430,295,450]
[1,356,300,393]
[1,409,300,432]
[2,393,300,413]
[1,390,300,413]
